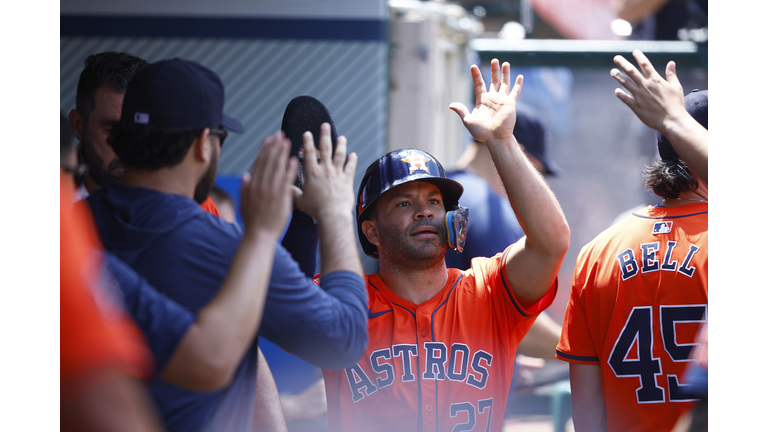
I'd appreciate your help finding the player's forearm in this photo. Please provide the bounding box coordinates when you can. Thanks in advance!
[316,210,363,277]
[161,229,278,391]
[258,269,368,369]
[253,348,289,432]
[660,117,708,184]
[517,313,562,359]
[488,136,570,259]
[570,363,609,432]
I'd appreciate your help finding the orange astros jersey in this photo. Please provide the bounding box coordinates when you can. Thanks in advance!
[323,247,556,432]
[556,203,708,432]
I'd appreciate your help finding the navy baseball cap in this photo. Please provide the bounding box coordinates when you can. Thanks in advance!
[513,105,561,176]
[657,89,707,160]
[120,58,244,133]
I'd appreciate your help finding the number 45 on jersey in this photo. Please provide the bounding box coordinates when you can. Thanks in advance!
[609,305,706,403]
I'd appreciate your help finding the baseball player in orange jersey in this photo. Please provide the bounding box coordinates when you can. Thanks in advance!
[556,51,708,432]
[321,59,570,432]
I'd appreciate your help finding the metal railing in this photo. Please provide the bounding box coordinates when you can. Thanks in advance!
[471,39,707,69]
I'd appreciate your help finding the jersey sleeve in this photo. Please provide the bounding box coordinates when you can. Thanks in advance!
[257,244,368,370]
[105,252,195,374]
[556,245,600,365]
[477,245,558,318]
[467,246,557,357]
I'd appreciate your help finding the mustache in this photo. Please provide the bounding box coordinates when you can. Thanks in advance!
[106,158,123,172]
[407,219,445,236]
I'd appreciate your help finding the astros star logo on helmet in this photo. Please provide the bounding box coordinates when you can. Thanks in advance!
[401,151,431,175]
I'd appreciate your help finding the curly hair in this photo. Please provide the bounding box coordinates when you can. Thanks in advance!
[108,121,203,170]
[643,157,700,199]
[75,52,148,124]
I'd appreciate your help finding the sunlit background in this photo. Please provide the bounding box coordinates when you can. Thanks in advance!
[59,1,708,431]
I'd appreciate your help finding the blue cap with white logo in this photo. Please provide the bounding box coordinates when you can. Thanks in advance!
[120,58,243,133]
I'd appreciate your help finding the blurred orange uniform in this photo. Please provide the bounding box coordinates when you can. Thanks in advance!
[61,172,153,402]
[199,197,220,217]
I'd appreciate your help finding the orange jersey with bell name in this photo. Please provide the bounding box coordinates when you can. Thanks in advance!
[557,203,708,432]
[323,247,556,432]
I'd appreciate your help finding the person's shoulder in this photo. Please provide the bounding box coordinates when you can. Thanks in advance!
[447,170,488,191]
[451,253,504,285]
[583,208,652,251]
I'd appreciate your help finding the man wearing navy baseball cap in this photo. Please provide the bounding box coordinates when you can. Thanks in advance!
[108,58,243,205]
[86,58,368,432]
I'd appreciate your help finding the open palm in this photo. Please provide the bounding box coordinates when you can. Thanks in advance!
[450,59,524,144]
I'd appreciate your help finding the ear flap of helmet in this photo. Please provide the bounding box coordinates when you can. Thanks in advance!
[446,206,469,252]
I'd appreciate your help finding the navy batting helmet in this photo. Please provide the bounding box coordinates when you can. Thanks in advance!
[356,148,467,259]
[657,89,707,160]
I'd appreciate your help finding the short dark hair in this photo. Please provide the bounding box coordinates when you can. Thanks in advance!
[108,122,202,170]
[75,52,148,123]
[643,157,699,199]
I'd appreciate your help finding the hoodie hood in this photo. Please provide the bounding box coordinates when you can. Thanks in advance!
[87,182,205,264]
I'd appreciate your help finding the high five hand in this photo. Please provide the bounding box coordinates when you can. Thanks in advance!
[449,59,524,144]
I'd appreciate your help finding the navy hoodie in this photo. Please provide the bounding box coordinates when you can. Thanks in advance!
[88,182,367,432]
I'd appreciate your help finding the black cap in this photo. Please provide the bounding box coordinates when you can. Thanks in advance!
[657,89,708,160]
[281,95,338,189]
[120,58,243,133]
[514,105,561,176]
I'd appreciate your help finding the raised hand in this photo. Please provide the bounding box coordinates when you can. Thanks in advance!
[292,123,358,220]
[240,131,299,236]
[611,49,687,134]
[449,58,524,144]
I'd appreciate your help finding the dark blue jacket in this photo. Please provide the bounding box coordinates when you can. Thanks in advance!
[88,183,367,432]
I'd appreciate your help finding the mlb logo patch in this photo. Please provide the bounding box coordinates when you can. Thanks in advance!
[652,221,673,234]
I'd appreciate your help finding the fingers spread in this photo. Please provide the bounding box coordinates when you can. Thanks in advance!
[345,151,358,181]
[449,102,471,121]
[509,74,524,101]
[665,61,680,86]
[632,49,658,80]
[253,134,274,177]
[610,68,636,92]
[490,59,500,92]
[333,135,347,170]
[501,62,511,93]
[285,156,299,190]
[470,65,487,105]
[613,55,644,87]
[318,122,332,166]
[302,130,317,172]
[614,88,634,106]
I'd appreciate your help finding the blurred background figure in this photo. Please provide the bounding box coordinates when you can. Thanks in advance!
[613,0,708,41]
[61,112,162,432]
[67,52,148,198]
[209,184,238,224]
[67,51,224,216]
